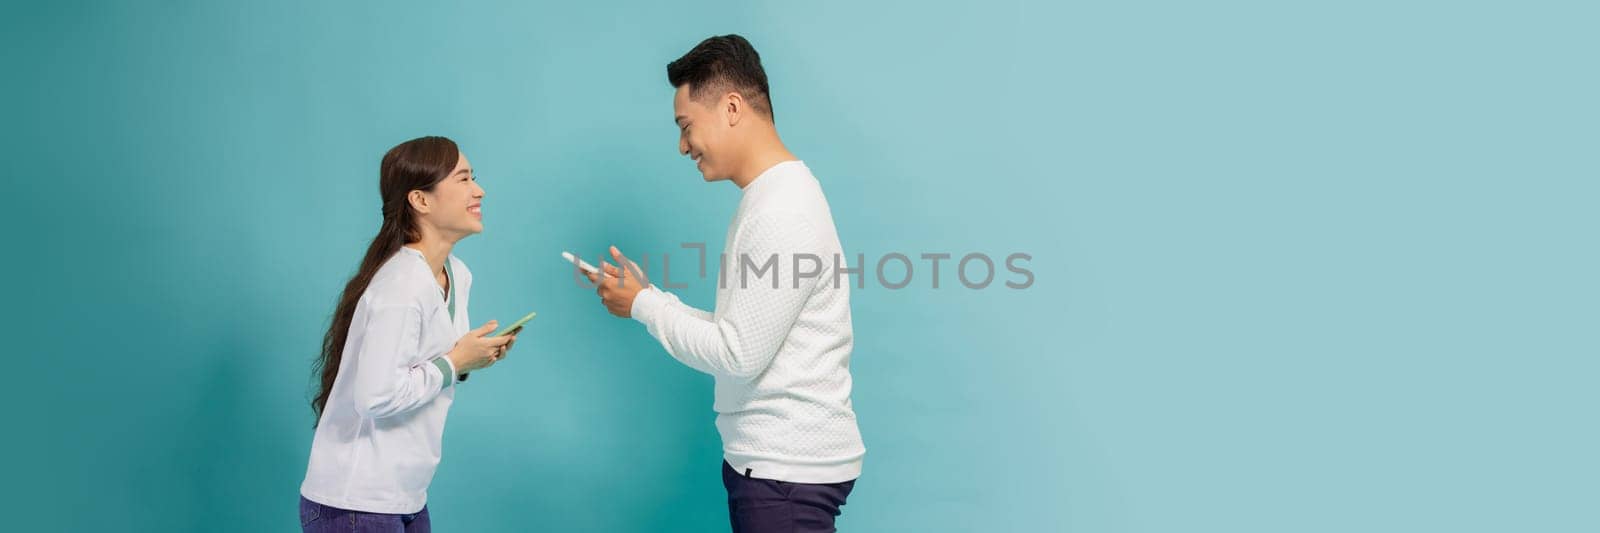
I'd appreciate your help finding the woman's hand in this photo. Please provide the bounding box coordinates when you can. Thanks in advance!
[500,327,523,359]
[447,321,516,373]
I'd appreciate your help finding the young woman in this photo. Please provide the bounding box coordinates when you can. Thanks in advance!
[300,136,518,532]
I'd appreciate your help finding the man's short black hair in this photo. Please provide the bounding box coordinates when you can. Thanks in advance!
[667,34,773,120]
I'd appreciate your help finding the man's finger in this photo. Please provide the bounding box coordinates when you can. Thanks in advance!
[609,248,648,286]
[474,321,499,335]
[602,264,634,288]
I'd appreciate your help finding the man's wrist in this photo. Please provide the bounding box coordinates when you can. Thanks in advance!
[631,285,664,324]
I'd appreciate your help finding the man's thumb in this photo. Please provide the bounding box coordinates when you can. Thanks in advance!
[477,320,499,334]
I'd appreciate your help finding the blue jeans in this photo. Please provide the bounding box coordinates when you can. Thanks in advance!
[299,496,430,533]
[722,462,857,533]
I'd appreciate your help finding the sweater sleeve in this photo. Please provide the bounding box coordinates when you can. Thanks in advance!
[350,302,451,417]
[631,210,822,381]
[651,288,714,322]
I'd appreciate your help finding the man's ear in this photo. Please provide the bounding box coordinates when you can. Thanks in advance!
[408,189,431,215]
[725,92,744,127]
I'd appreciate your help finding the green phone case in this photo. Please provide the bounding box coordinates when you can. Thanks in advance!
[492,311,537,337]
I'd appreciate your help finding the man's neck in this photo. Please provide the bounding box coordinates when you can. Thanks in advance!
[730,134,798,190]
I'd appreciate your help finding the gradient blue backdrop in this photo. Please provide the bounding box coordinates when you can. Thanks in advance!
[3,1,1595,531]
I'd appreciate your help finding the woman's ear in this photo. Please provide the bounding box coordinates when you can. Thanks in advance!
[407,189,430,215]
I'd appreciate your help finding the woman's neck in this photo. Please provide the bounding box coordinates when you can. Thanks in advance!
[405,232,456,276]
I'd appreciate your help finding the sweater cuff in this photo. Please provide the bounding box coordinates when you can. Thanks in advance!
[631,286,668,326]
[431,356,456,390]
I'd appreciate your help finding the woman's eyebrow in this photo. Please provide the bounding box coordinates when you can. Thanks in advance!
[454,168,472,176]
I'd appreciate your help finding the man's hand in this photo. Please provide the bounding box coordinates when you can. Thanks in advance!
[588,245,651,318]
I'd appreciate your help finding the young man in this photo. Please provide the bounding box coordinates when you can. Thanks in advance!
[586,34,865,532]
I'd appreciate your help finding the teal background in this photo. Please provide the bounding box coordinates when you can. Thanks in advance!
[3,1,1595,531]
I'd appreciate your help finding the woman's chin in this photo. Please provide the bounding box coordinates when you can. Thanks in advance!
[453,222,484,237]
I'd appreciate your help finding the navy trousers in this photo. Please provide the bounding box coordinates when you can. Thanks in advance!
[722,461,857,533]
[299,496,430,533]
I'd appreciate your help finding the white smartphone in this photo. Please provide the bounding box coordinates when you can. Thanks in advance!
[561,251,600,275]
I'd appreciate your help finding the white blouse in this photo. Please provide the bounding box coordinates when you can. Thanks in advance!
[301,246,470,513]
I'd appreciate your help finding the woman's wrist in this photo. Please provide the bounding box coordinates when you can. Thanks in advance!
[446,347,470,373]
[431,357,457,388]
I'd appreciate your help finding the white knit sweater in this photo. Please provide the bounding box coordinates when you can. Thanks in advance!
[631,160,865,483]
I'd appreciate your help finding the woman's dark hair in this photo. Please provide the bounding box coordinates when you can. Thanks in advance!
[311,136,459,422]
[667,34,773,120]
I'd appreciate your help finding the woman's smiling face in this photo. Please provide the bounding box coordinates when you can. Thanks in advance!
[417,152,485,238]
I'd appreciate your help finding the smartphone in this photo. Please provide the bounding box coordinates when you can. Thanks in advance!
[561,251,601,275]
[492,311,537,337]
